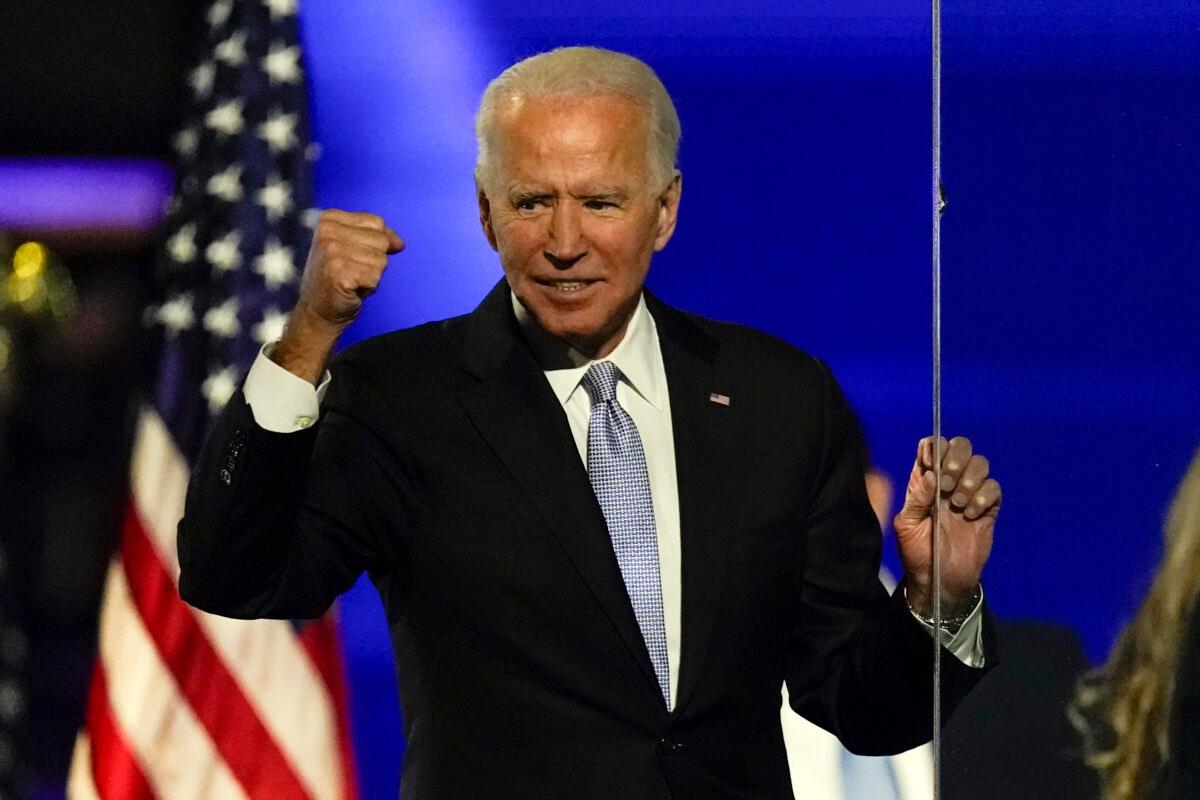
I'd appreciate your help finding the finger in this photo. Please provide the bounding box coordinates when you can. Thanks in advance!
[331,261,386,298]
[915,435,945,470]
[964,477,1002,520]
[323,240,390,270]
[319,209,386,231]
[384,226,405,254]
[318,225,396,256]
[940,436,973,493]
[950,454,989,510]
[898,469,937,521]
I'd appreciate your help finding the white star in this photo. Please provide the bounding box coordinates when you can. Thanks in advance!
[305,142,322,163]
[263,0,297,19]
[167,223,197,263]
[256,175,293,222]
[205,230,243,272]
[301,208,321,228]
[252,306,289,344]
[172,126,200,158]
[263,43,301,84]
[190,61,216,99]
[253,240,296,288]
[257,111,298,153]
[157,293,195,336]
[206,99,244,136]
[207,0,233,28]
[202,366,238,414]
[207,165,243,202]
[215,31,247,67]
[203,297,241,338]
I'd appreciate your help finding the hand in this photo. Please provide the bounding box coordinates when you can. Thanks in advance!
[893,436,1000,618]
[272,210,404,383]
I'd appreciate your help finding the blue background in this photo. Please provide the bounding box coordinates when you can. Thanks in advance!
[296,3,1199,795]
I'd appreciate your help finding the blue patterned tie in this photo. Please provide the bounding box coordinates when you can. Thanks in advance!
[583,361,670,706]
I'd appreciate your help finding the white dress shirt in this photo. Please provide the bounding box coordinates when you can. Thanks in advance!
[242,291,984,715]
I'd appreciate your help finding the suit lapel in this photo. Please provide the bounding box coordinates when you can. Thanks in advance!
[647,295,737,715]
[455,281,665,706]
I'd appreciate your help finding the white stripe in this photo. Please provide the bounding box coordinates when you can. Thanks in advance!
[99,560,249,800]
[131,406,344,800]
[129,406,192,581]
[66,733,102,800]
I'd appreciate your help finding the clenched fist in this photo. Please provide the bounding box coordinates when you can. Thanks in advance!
[894,435,1001,619]
[272,209,404,383]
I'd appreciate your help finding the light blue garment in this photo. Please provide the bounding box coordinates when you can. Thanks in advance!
[583,361,670,706]
[840,749,901,800]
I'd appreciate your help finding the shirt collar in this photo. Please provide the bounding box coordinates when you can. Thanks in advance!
[511,291,665,412]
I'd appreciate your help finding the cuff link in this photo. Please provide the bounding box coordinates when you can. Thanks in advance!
[295,415,313,429]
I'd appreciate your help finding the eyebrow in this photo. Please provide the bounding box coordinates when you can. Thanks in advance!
[505,185,630,203]
[577,187,628,201]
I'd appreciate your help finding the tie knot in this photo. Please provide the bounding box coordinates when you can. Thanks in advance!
[582,360,622,404]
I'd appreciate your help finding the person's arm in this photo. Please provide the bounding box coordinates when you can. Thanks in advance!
[177,210,405,619]
[785,362,996,755]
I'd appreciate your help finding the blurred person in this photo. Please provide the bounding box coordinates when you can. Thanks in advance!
[178,46,1004,798]
[1073,446,1200,800]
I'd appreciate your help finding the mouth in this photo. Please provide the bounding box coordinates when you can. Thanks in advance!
[535,278,599,294]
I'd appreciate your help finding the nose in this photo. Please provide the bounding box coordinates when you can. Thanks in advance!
[544,201,586,270]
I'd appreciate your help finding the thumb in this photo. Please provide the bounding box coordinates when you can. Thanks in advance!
[384,227,405,254]
[896,469,936,523]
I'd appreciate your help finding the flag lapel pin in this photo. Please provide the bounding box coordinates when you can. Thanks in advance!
[708,392,731,406]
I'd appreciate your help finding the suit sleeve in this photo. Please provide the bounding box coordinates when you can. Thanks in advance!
[177,379,406,620]
[784,359,997,755]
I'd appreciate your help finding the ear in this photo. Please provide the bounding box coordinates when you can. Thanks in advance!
[653,171,682,252]
[476,179,499,251]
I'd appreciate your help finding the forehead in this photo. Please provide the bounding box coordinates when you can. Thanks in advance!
[492,94,651,181]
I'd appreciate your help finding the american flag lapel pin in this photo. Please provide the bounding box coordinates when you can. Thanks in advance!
[708,392,731,406]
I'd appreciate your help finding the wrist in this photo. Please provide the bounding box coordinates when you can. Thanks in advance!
[903,581,981,629]
[271,304,343,385]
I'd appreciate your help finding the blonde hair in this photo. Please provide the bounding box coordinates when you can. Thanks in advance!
[1072,446,1200,800]
[473,46,681,189]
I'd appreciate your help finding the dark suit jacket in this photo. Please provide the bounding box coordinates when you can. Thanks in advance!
[178,280,993,799]
[941,620,1099,800]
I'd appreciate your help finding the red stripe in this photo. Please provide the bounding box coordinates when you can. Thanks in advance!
[299,615,360,800]
[86,663,156,800]
[119,501,314,800]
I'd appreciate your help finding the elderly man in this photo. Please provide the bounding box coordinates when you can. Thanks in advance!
[179,47,1000,799]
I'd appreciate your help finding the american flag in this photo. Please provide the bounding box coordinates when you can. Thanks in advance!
[67,0,358,797]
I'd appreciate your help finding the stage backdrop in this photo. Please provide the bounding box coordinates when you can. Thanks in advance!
[296,1,1198,795]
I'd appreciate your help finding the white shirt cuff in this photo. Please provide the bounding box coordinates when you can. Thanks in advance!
[243,343,331,433]
[909,588,987,668]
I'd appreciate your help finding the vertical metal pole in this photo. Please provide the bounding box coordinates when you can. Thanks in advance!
[931,0,944,796]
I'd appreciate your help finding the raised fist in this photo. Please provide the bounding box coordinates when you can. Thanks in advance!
[299,209,404,327]
[272,209,403,383]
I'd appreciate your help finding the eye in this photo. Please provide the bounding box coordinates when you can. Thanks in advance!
[514,196,548,212]
[585,199,617,211]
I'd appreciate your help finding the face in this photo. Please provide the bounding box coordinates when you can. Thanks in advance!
[477,94,682,358]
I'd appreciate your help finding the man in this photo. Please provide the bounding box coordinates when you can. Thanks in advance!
[179,47,1001,799]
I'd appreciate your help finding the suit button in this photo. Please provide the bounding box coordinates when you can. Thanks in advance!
[219,468,232,486]
[658,737,684,754]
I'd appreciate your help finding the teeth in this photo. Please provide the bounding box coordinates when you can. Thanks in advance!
[547,281,589,292]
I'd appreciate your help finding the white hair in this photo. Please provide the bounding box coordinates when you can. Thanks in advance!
[473,46,681,190]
